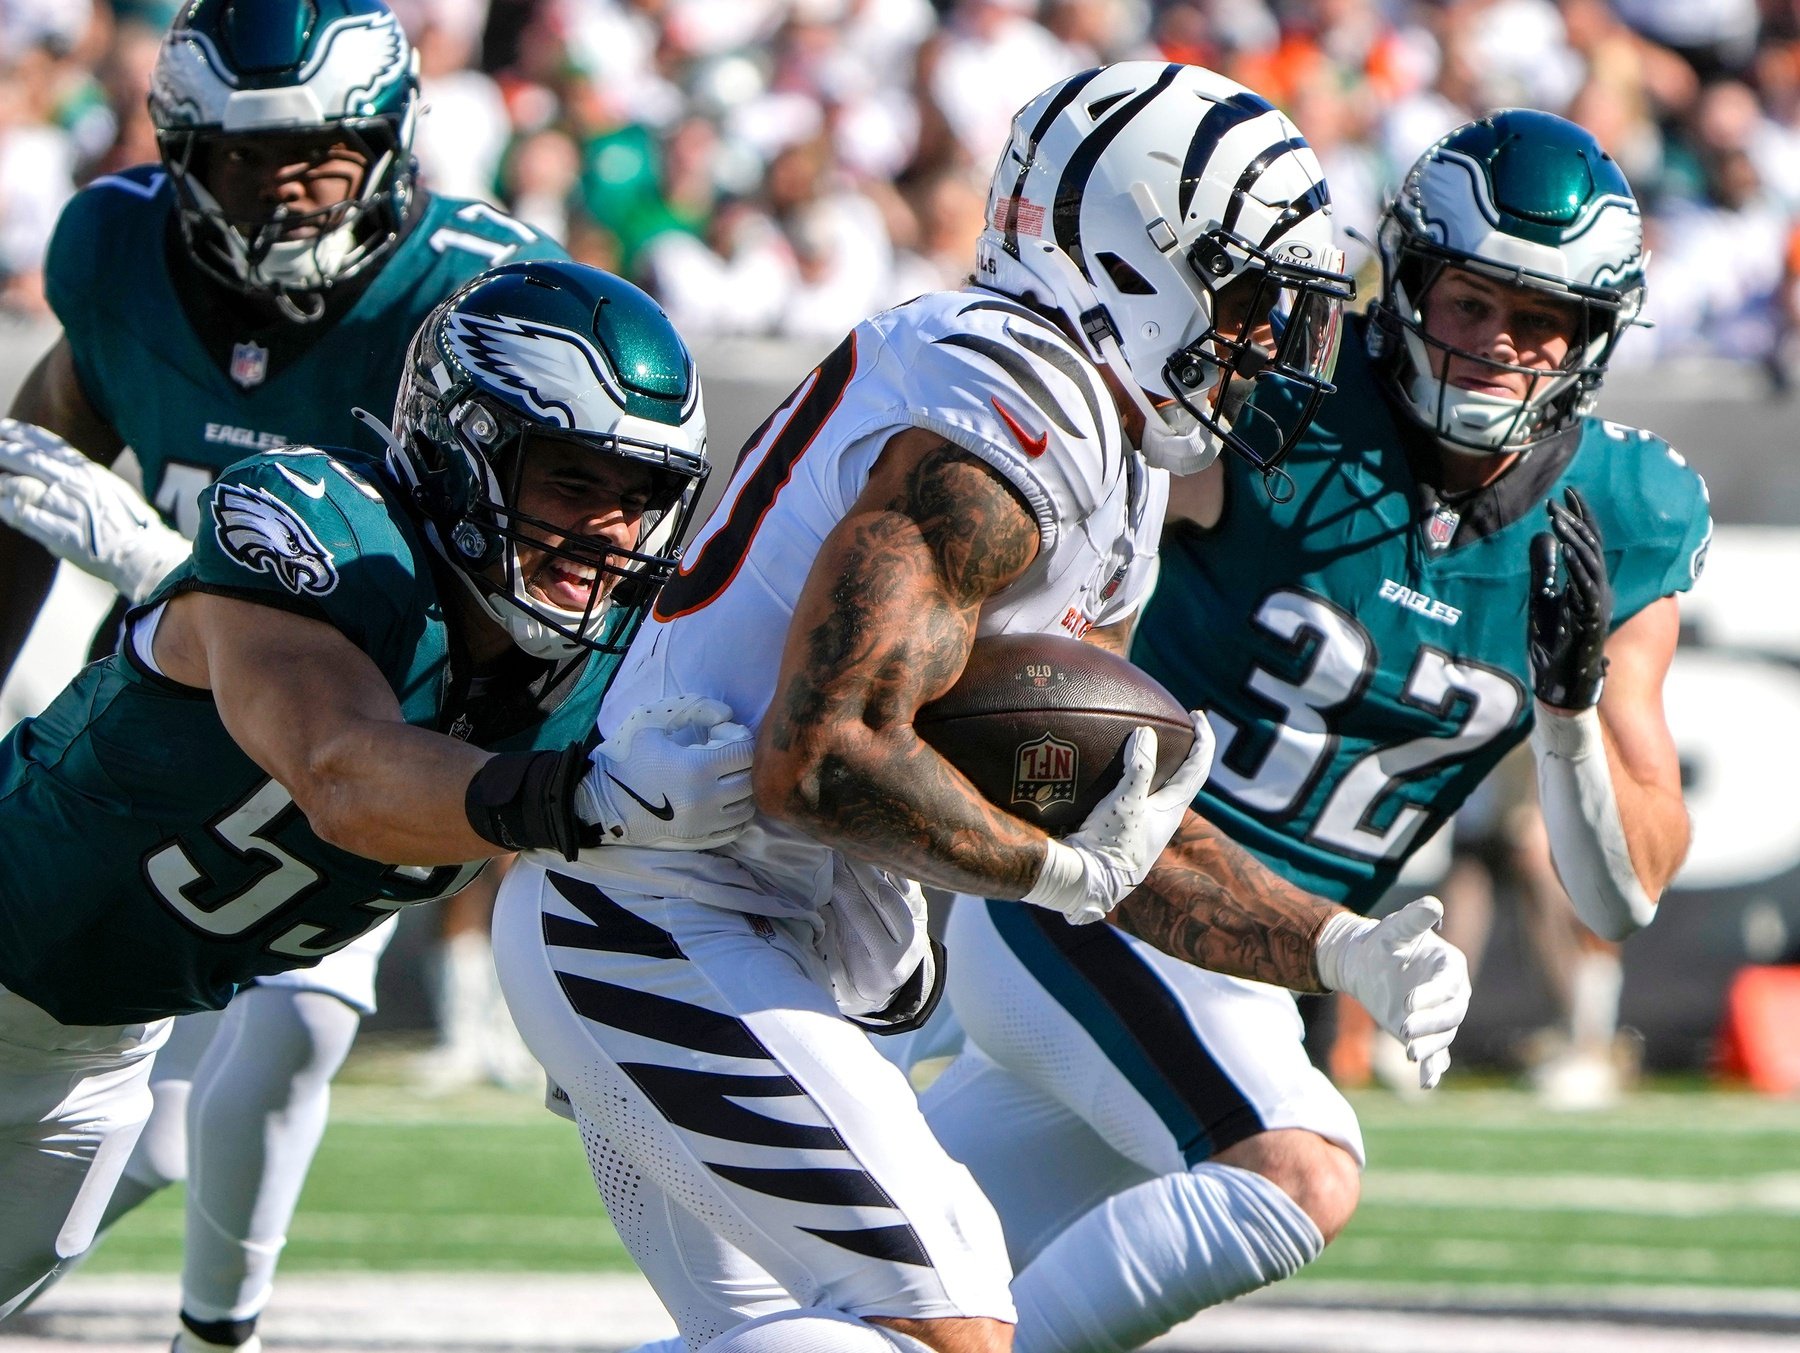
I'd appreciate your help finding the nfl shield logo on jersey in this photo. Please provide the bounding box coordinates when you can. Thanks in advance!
[1425,504,1459,550]
[1012,732,1078,810]
[230,340,269,389]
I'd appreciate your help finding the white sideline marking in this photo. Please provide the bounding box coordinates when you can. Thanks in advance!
[13,1273,1800,1353]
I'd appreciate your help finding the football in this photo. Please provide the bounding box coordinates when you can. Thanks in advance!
[915,633,1196,835]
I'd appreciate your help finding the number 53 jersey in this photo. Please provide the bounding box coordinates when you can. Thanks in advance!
[0,447,610,1026]
[1133,326,1711,914]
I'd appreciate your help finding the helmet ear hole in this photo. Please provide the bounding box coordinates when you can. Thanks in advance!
[1097,252,1156,296]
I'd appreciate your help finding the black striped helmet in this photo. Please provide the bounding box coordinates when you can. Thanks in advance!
[976,61,1353,475]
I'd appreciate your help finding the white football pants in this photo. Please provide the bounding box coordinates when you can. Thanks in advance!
[491,860,1015,1350]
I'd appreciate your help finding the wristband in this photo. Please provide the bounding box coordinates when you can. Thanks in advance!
[464,744,587,861]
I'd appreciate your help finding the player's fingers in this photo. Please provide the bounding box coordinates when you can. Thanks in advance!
[1528,530,1559,599]
[1400,990,1467,1041]
[1416,1048,1452,1091]
[0,474,50,526]
[1380,896,1445,948]
[656,694,736,735]
[1152,711,1215,806]
[1117,726,1158,796]
[1405,1025,1459,1066]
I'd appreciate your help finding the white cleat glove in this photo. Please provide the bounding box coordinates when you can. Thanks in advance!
[576,696,756,849]
[1022,710,1217,926]
[0,418,191,601]
[1313,897,1471,1090]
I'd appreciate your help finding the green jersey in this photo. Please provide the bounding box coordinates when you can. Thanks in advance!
[0,446,613,1025]
[45,165,564,539]
[1133,321,1711,913]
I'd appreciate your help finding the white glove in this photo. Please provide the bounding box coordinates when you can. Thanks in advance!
[575,695,755,849]
[0,419,191,601]
[1314,897,1471,1090]
[819,858,932,1021]
[1022,710,1217,925]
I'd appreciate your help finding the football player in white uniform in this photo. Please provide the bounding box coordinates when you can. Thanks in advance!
[493,63,1465,1353]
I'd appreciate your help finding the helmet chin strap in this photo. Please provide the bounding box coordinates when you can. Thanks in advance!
[186,178,355,321]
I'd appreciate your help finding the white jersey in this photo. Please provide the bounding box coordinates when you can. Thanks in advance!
[585,287,1169,916]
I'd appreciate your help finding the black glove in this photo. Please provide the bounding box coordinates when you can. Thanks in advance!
[1528,487,1612,710]
[849,939,948,1037]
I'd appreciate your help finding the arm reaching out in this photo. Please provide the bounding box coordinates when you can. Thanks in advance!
[0,419,190,601]
[1115,808,1472,1088]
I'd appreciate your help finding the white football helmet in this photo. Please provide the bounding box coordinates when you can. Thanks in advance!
[974,61,1354,475]
[1370,109,1648,455]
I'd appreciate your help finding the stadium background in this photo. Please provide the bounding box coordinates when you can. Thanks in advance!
[1,0,1798,1348]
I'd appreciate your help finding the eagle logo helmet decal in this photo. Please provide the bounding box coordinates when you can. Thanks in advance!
[440,311,625,431]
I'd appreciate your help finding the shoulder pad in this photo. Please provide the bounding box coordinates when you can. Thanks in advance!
[46,167,171,320]
[420,194,564,261]
[1578,417,1712,601]
[193,448,406,605]
[865,291,1127,542]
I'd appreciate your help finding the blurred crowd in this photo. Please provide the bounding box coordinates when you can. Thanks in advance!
[7,0,1800,367]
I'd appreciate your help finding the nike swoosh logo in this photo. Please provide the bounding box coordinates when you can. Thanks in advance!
[992,397,1048,458]
[275,464,328,498]
[607,772,674,820]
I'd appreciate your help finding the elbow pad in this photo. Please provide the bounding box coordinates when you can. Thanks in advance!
[1530,707,1658,941]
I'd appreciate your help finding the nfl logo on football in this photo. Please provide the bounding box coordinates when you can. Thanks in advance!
[230,340,269,389]
[1012,732,1078,810]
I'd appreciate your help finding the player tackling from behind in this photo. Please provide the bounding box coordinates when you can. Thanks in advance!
[0,261,753,1325]
[491,63,1469,1353]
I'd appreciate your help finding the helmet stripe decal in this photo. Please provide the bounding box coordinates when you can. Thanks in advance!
[1002,66,1104,258]
[1053,62,1182,280]
[935,332,1085,436]
[1177,90,1277,221]
[1220,137,1313,237]
[1258,179,1331,251]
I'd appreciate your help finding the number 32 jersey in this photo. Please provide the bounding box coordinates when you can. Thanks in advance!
[1133,324,1711,913]
[0,447,611,1025]
[592,287,1168,917]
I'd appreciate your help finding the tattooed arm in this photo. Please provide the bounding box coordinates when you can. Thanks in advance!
[1111,806,1339,991]
[754,426,1056,897]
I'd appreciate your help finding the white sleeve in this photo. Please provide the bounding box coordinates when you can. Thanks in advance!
[1530,706,1659,941]
[877,294,1125,552]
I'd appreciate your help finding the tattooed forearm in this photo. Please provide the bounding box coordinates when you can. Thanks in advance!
[757,434,1048,894]
[1111,810,1337,990]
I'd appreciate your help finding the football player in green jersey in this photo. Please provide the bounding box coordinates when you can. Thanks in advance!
[0,4,582,1346]
[913,110,1709,1352]
[0,259,753,1331]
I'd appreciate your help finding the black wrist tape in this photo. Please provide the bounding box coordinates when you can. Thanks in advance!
[465,744,586,861]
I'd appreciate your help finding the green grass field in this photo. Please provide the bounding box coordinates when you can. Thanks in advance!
[84,1051,1800,1299]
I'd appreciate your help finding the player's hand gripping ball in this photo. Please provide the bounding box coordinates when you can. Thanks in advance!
[915,633,1197,834]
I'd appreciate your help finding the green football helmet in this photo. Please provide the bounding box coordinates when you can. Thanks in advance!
[386,260,710,660]
[149,0,419,319]
[1369,109,1646,455]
